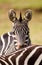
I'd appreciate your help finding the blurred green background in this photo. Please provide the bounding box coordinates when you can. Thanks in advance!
[0,0,42,45]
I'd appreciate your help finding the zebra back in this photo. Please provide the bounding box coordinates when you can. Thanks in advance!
[0,45,42,65]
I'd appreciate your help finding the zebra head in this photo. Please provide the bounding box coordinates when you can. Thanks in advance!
[8,9,32,49]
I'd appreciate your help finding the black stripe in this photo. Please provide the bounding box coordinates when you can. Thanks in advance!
[25,38,31,45]
[28,48,42,65]
[3,33,9,54]
[19,45,37,65]
[0,37,3,52]
[0,45,41,65]
[10,32,17,44]
[25,35,29,40]
[10,32,15,35]
[3,33,8,46]
[8,36,13,48]
[5,49,24,65]
[39,60,42,65]
[0,60,6,65]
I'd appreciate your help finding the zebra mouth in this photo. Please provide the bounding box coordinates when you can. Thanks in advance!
[16,43,28,50]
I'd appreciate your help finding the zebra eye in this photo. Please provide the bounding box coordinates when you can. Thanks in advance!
[8,9,16,22]
[24,9,32,22]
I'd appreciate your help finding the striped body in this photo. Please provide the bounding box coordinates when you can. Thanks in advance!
[0,22,31,56]
[0,9,32,56]
[0,45,42,65]
[0,32,17,55]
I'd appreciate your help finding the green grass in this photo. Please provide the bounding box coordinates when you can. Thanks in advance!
[0,12,12,35]
[0,0,42,9]
[29,12,42,45]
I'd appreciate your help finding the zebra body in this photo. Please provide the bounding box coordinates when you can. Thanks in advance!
[0,45,42,65]
[0,9,32,55]
[0,32,17,55]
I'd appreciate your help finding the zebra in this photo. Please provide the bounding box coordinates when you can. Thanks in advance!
[0,45,42,65]
[0,9,32,56]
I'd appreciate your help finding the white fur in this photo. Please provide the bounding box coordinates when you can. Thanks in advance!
[34,54,42,65]
[0,59,9,65]
[0,35,5,55]
[24,46,42,65]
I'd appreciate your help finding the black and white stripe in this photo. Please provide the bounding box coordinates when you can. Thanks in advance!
[0,24,31,56]
[0,32,17,56]
[0,45,42,65]
[0,9,32,56]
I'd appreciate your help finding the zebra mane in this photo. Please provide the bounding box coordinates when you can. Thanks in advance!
[19,12,22,22]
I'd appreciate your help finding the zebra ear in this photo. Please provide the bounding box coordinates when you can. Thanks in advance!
[24,9,32,22]
[8,9,16,22]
